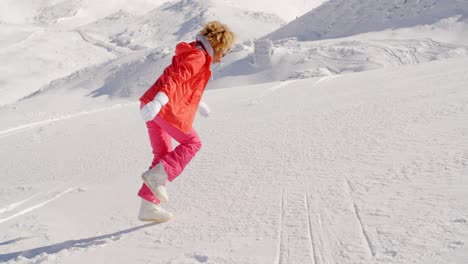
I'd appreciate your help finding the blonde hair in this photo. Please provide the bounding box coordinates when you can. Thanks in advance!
[199,21,236,53]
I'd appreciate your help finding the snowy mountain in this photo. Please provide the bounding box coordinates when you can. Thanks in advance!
[79,0,285,50]
[1,56,467,264]
[1,0,468,263]
[1,0,467,110]
[0,0,289,107]
[206,0,468,89]
[264,0,468,41]
[0,0,168,107]
[0,0,165,25]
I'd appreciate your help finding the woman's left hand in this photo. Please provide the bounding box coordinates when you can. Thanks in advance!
[198,101,211,118]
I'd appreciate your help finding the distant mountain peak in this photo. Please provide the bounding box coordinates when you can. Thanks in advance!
[264,0,468,41]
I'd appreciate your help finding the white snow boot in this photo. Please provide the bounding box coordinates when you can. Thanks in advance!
[141,163,169,202]
[138,199,173,222]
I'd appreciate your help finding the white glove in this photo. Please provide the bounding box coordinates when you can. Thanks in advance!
[140,101,161,122]
[198,101,211,118]
[140,92,169,122]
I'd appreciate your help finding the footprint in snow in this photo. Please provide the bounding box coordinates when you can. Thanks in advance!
[448,241,464,249]
[170,254,209,263]
[383,250,397,257]
[193,254,208,263]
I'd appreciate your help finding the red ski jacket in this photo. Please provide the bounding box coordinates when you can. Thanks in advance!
[140,41,212,133]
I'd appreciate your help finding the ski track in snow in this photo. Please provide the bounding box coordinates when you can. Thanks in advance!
[0,103,135,139]
[249,80,296,105]
[345,180,376,258]
[0,193,42,215]
[0,188,75,225]
[250,76,337,106]
[305,193,317,264]
[0,2,467,259]
[259,80,296,99]
[270,93,376,264]
[1,65,467,262]
[306,192,334,264]
[277,191,317,264]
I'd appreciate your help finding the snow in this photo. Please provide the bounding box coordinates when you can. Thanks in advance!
[264,0,468,41]
[1,0,468,263]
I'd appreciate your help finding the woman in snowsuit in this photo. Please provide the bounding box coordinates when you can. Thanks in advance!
[137,21,236,222]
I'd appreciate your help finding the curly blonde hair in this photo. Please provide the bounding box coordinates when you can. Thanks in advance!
[199,21,236,53]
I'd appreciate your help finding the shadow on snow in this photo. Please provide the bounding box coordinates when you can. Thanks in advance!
[0,223,158,262]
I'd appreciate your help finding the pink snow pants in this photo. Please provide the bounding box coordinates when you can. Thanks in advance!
[138,115,202,204]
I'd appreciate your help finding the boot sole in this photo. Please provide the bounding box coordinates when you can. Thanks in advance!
[138,215,174,223]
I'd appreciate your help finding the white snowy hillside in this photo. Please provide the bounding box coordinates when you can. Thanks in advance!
[208,0,468,89]
[214,0,326,21]
[5,0,468,110]
[1,0,468,263]
[0,0,165,25]
[1,56,467,264]
[0,0,167,107]
[264,0,468,41]
[0,0,302,107]
[78,0,286,51]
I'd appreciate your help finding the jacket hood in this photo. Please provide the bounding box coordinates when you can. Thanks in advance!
[195,34,214,59]
[175,42,196,56]
[174,36,214,59]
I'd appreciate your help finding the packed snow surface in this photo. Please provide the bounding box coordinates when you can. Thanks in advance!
[1,0,467,263]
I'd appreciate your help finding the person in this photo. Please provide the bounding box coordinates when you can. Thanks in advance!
[137,21,236,222]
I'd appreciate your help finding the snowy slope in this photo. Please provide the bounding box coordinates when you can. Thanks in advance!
[264,0,468,41]
[0,57,467,264]
[207,0,468,89]
[0,0,168,107]
[0,0,165,25]
[0,0,287,107]
[216,0,326,21]
[209,27,468,89]
[7,1,467,108]
[96,0,285,49]
[1,0,468,263]
[4,0,468,108]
